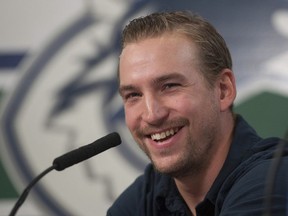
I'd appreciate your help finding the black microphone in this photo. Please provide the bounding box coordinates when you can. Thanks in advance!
[53,132,121,171]
[9,132,122,216]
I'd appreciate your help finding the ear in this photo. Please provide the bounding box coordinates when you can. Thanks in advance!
[217,69,237,111]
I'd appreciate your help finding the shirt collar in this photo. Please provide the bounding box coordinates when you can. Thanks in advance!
[155,173,187,213]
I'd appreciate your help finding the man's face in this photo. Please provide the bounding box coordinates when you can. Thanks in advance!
[119,34,223,177]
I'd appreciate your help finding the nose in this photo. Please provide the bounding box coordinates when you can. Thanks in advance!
[142,94,169,125]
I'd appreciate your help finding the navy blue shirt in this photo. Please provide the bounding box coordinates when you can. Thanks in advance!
[107,115,288,215]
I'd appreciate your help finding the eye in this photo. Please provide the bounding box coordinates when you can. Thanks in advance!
[163,83,181,90]
[123,92,142,101]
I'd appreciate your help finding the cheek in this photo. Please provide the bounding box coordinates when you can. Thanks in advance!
[175,89,216,113]
[171,96,195,115]
[124,106,139,131]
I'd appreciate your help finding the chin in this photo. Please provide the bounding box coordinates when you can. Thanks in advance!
[152,156,200,178]
[152,159,183,176]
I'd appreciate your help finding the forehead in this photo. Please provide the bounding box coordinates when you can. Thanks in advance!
[119,34,199,82]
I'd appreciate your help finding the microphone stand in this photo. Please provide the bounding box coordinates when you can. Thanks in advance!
[263,130,288,216]
[9,165,56,216]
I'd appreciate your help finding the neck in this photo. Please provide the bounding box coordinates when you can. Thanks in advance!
[174,161,222,214]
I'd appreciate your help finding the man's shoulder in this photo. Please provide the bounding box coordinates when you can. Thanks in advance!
[215,134,288,215]
[229,135,287,183]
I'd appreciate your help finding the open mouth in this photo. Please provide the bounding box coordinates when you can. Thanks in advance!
[150,127,180,142]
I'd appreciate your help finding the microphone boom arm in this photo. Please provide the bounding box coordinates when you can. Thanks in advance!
[9,165,56,216]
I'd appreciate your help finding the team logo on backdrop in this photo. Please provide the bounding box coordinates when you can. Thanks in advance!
[0,3,151,215]
[0,1,287,216]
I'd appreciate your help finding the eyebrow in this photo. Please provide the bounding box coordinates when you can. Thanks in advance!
[152,72,186,85]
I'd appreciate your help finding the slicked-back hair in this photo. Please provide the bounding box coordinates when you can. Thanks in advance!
[121,11,232,88]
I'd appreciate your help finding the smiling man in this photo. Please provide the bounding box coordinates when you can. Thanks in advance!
[107,11,288,216]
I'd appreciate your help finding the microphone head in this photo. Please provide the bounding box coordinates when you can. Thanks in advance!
[53,132,121,171]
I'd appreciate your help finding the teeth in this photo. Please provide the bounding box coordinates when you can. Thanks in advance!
[151,128,179,141]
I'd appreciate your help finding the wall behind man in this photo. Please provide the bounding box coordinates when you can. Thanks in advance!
[0,0,287,215]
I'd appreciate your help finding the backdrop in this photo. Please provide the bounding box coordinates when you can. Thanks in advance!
[0,0,287,215]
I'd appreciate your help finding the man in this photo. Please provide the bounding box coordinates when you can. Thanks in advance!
[107,11,288,216]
